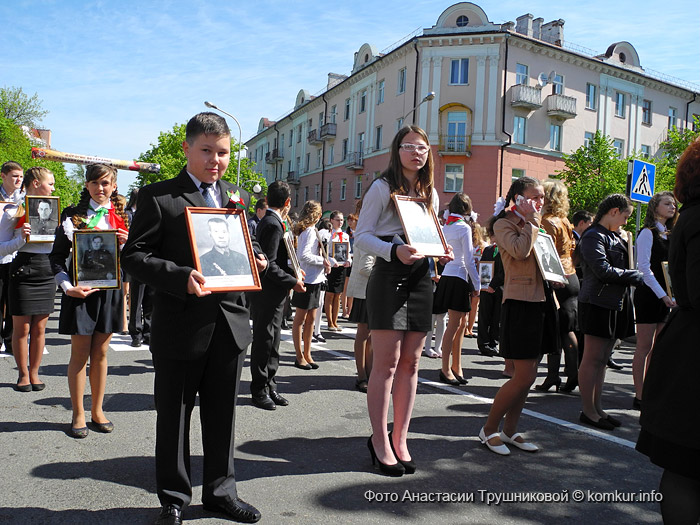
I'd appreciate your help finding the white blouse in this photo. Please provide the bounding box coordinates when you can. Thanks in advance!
[441,215,480,291]
[636,222,668,299]
[296,227,326,285]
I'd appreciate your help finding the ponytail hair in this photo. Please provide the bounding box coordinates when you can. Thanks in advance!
[593,194,632,224]
[15,166,53,219]
[71,164,129,230]
[642,191,678,232]
[488,176,541,232]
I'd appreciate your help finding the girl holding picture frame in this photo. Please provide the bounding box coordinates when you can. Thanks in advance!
[49,164,129,438]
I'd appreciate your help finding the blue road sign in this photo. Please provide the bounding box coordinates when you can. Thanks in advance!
[627,159,656,204]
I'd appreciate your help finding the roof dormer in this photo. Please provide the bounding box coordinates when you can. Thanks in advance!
[600,41,642,71]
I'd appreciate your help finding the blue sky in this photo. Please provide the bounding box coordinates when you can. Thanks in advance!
[2,0,698,190]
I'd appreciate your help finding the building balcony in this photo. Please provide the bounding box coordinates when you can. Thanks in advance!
[546,94,577,119]
[265,148,283,164]
[287,171,299,185]
[438,134,472,156]
[510,84,542,110]
[345,152,363,169]
[307,129,323,145]
[320,122,337,140]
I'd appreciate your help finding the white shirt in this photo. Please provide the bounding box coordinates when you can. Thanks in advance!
[636,222,668,299]
[187,171,222,207]
[296,227,326,285]
[441,215,480,291]
[0,203,23,262]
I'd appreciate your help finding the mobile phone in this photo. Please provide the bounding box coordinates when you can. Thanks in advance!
[515,195,525,206]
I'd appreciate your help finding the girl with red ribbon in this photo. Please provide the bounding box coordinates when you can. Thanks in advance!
[49,164,129,439]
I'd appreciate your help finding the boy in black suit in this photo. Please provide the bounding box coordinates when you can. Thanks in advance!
[249,180,305,410]
[122,112,266,525]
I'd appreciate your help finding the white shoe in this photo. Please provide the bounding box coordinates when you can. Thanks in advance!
[434,348,443,358]
[423,348,439,358]
[499,431,539,452]
[479,427,510,456]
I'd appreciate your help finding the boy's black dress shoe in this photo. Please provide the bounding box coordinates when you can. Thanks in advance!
[155,504,181,525]
[251,394,276,411]
[269,391,289,406]
[203,497,261,523]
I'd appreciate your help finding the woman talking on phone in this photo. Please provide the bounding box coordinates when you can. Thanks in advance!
[355,126,451,476]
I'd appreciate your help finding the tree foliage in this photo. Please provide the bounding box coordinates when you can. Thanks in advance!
[0,86,48,129]
[135,123,267,210]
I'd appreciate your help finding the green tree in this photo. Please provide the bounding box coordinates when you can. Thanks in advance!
[655,119,700,193]
[0,86,48,128]
[135,123,267,210]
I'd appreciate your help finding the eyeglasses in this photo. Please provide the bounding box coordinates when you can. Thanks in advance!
[399,143,430,154]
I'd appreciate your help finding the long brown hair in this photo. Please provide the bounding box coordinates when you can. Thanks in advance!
[642,191,678,232]
[379,125,434,200]
[293,200,322,235]
[488,176,542,232]
[71,164,129,230]
[14,167,53,219]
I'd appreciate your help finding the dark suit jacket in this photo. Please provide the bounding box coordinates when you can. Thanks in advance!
[121,168,258,358]
[254,209,297,295]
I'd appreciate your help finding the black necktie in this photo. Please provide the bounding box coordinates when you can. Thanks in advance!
[200,182,216,208]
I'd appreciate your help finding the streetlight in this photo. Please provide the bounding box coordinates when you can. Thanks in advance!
[204,101,243,186]
[402,91,436,121]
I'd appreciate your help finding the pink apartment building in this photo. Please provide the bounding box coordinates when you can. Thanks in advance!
[245,2,700,218]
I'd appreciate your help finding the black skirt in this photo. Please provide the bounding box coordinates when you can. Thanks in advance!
[58,288,124,335]
[326,266,345,293]
[366,256,432,332]
[578,301,628,339]
[348,297,368,324]
[432,275,471,314]
[9,252,55,316]
[500,298,557,359]
[555,273,580,334]
[633,285,669,324]
[291,282,322,310]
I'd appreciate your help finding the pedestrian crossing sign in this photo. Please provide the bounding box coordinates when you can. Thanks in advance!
[627,159,655,204]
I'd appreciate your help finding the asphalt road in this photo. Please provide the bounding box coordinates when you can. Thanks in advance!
[0,296,663,524]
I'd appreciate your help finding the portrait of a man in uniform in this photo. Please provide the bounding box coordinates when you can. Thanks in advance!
[199,218,248,276]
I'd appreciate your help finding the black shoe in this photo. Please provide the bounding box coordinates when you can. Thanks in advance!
[14,383,31,392]
[607,359,624,370]
[450,369,468,385]
[155,504,182,525]
[579,412,615,430]
[603,414,622,427]
[281,320,289,330]
[560,377,578,393]
[130,336,143,348]
[308,362,319,369]
[534,376,561,392]
[438,371,461,386]
[203,497,261,523]
[269,391,289,406]
[2,339,11,354]
[294,360,312,370]
[314,333,326,343]
[355,378,368,393]
[388,431,416,474]
[143,335,150,345]
[367,436,405,477]
[251,394,276,411]
[479,347,498,357]
[91,419,114,433]
[632,397,642,410]
[70,425,89,439]
[31,382,46,392]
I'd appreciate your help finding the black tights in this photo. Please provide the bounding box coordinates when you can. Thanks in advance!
[659,469,700,525]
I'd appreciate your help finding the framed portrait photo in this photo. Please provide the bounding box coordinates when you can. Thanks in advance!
[284,231,302,281]
[661,261,673,299]
[331,240,350,263]
[185,207,261,293]
[0,201,16,220]
[25,195,61,243]
[73,230,120,289]
[479,261,494,287]
[533,232,569,285]
[392,195,448,257]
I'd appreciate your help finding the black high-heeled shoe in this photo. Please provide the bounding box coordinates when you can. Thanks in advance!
[388,431,416,474]
[534,376,561,392]
[438,371,461,386]
[367,436,405,477]
[560,377,578,393]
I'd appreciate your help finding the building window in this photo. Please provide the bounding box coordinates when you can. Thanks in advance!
[294,189,299,207]
[615,92,626,118]
[344,98,351,120]
[512,168,525,180]
[287,160,292,173]
[584,131,594,149]
[513,116,526,144]
[297,124,302,142]
[329,144,334,165]
[642,100,652,125]
[446,111,468,152]
[552,74,563,95]
[307,118,312,130]
[304,186,309,202]
[641,145,651,158]
[396,117,404,130]
[359,89,367,113]
[314,184,320,201]
[289,129,293,144]
[296,156,301,173]
[377,80,385,104]
[398,68,407,94]
[456,15,469,27]
[515,63,528,85]
[375,126,382,151]
[613,139,624,158]
[342,139,348,160]
[280,134,285,150]
[358,132,365,154]
[444,165,464,193]
[330,105,337,124]
[668,107,677,130]
[326,181,332,202]
[340,179,347,201]
[585,83,597,110]
[316,148,322,168]
[550,124,562,152]
[355,175,362,198]
[450,59,469,84]
[305,153,310,172]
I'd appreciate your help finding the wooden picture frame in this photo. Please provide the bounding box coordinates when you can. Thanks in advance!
[392,195,448,257]
[73,230,121,289]
[185,207,261,293]
[661,261,673,299]
[331,240,350,263]
[25,195,60,243]
[479,260,494,287]
[533,232,569,285]
[284,231,302,281]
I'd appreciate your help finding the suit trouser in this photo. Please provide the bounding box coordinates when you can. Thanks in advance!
[128,279,153,338]
[249,288,286,396]
[476,290,502,349]
[0,263,12,346]
[152,314,246,508]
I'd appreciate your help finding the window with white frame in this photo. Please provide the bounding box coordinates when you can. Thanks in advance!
[304,186,309,202]
[450,59,469,84]
[359,90,367,113]
[446,111,468,152]
[397,68,406,94]
[513,116,526,144]
[342,139,348,160]
[297,124,302,142]
[550,124,562,152]
[641,145,651,158]
[287,160,292,173]
[280,134,285,150]
[642,100,652,125]
[584,131,594,149]
[326,181,332,202]
[668,107,677,130]
[307,118,312,130]
[615,92,626,118]
[296,156,301,173]
[318,112,324,127]
[340,179,346,201]
[344,98,350,120]
[585,83,597,110]
[330,105,337,124]
[316,148,322,168]
[294,189,299,207]
[355,175,362,198]
[289,129,293,144]
[515,63,528,85]
[328,144,334,165]
[314,184,320,201]
[444,165,464,193]
[613,139,624,158]
[305,153,310,172]
[375,126,382,151]
[396,117,404,131]
[377,80,385,104]
[358,132,365,154]
[552,74,563,95]
[512,168,525,180]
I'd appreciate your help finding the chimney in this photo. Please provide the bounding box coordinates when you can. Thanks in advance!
[327,73,347,90]
[515,14,534,37]
[541,19,565,47]
[532,17,543,40]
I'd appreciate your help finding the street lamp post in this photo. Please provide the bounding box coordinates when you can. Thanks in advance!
[402,91,436,122]
[204,101,242,186]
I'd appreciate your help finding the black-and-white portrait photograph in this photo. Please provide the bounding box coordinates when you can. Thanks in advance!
[284,231,302,280]
[185,207,261,292]
[73,230,120,289]
[392,195,448,257]
[26,195,60,243]
[479,260,494,287]
[332,240,350,263]
[533,232,568,285]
